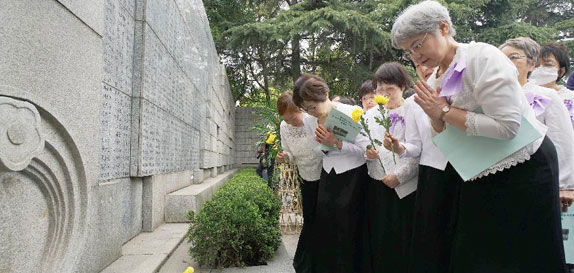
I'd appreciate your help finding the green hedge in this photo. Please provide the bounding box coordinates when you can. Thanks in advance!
[186,168,282,268]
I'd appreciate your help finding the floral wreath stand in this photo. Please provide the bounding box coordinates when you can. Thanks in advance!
[276,162,303,234]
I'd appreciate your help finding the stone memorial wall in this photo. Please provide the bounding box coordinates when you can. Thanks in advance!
[0,0,235,272]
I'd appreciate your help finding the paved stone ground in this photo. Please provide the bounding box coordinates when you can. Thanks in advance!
[158,235,300,273]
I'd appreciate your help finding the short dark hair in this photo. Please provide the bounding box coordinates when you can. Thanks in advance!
[358,80,375,101]
[372,62,413,91]
[540,42,570,82]
[292,74,329,108]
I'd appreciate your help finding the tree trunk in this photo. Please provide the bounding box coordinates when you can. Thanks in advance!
[291,35,301,83]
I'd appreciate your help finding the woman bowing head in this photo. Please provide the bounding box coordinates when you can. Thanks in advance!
[392,1,566,273]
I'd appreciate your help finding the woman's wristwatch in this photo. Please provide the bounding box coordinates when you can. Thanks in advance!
[439,104,451,121]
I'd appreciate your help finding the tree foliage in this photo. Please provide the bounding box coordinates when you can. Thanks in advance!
[203,0,574,105]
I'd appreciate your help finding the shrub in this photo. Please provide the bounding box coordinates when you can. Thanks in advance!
[186,168,282,268]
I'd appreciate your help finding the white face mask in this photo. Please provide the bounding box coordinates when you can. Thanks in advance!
[529,66,559,85]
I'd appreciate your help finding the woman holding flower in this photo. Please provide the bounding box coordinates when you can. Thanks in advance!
[362,63,419,273]
[390,1,564,272]
[292,74,372,273]
[275,91,323,273]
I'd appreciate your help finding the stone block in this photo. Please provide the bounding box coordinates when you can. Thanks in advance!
[100,223,188,273]
[138,100,197,175]
[80,178,143,272]
[142,28,195,125]
[142,170,193,232]
[58,0,105,35]
[101,84,132,180]
[165,169,237,223]
[104,0,135,94]
[0,0,102,272]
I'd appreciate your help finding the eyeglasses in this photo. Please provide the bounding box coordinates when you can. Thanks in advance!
[507,53,528,61]
[404,32,429,58]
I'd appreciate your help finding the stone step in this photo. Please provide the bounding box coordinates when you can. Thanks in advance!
[100,223,189,273]
[165,169,238,223]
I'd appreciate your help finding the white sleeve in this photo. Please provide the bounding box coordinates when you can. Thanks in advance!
[401,103,423,158]
[339,128,370,157]
[465,45,523,140]
[303,115,325,158]
[393,157,419,184]
[543,92,574,188]
[279,123,294,161]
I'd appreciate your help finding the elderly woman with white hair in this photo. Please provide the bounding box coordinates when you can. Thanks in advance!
[499,37,574,212]
[391,1,566,272]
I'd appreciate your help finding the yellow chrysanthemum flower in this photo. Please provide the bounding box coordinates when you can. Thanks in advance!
[351,108,363,122]
[374,95,390,105]
[266,133,276,144]
[183,266,194,273]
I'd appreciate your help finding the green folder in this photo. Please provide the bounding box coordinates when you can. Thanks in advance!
[432,112,541,181]
[319,108,363,151]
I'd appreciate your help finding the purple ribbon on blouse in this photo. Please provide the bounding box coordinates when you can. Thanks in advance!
[389,112,405,134]
[564,99,574,128]
[440,56,467,103]
[525,92,551,117]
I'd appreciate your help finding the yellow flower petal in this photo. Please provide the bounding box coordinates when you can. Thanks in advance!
[351,108,363,122]
[266,133,276,144]
[183,266,194,273]
[374,95,390,105]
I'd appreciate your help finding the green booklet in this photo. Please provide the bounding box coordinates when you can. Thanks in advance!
[432,112,541,181]
[319,108,363,151]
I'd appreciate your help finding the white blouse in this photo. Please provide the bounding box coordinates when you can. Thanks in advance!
[523,82,574,189]
[280,115,323,181]
[399,97,449,171]
[303,102,370,174]
[430,42,547,180]
[365,103,419,198]
[558,86,574,101]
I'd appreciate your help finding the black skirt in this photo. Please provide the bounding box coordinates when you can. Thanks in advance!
[367,177,415,273]
[409,164,462,273]
[410,137,566,273]
[294,179,320,273]
[450,137,566,273]
[311,164,372,273]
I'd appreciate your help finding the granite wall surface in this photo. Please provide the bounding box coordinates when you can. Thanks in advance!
[0,0,235,272]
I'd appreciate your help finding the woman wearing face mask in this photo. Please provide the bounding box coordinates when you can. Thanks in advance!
[532,43,574,131]
[292,74,372,273]
[499,37,574,212]
[391,1,565,272]
[531,43,572,97]
[363,62,419,273]
[275,91,323,273]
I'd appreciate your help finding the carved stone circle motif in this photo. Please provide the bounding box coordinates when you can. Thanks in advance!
[0,97,45,171]
[0,95,87,273]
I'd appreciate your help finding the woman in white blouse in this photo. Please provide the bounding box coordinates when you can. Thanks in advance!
[292,74,371,273]
[532,43,573,100]
[384,60,458,273]
[391,1,565,272]
[499,37,574,211]
[363,63,419,273]
[275,91,323,273]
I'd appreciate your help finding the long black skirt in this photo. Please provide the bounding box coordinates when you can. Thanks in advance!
[293,179,320,273]
[409,164,461,273]
[410,137,566,273]
[450,137,566,273]
[367,177,415,273]
[311,164,371,273]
